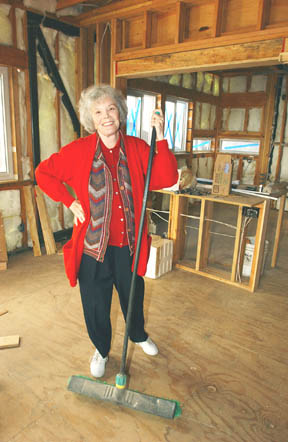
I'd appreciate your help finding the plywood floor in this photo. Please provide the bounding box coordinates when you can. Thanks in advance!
[0,210,288,442]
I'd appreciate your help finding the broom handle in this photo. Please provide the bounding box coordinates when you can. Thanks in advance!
[119,126,157,375]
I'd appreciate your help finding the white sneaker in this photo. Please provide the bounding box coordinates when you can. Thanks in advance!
[136,337,158,356]
[90,349,108,378]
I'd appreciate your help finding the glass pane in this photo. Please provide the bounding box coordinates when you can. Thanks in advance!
[220,139,260,154]
[126,95,142,137]
[164,101,175,149]
[193,139,212,151]
[174,101,188,151]
[141,94,156,143]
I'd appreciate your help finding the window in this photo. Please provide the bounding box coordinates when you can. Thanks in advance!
[219,139,260,155]
[193,138,212,152]
[164,98,188,152]
[0,66,13,181]
[126,92,156,143]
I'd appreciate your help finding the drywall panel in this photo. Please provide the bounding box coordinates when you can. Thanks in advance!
[0,190,22,251]
[0,4,12,46]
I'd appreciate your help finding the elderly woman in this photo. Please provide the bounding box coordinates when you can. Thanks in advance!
[36,84,178,378]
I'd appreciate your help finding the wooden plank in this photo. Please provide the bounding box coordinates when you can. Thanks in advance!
[0,309,8,316]
[221,91,266,107]
[231,205,244,282]
[143,11,152,49]
[212,0,225,37]
[0,211,8,266]
[116,39,283,78]
[196,199,206,271]
[10,67,23,181]
[260,72,277,180]
[275,77,288,181]
[271,194,286,268]
[200,200,213,268]
[175,262,253,292]
[23,185,42,257]
[95,22,111,84]
[35,186,57,256]
[257,0,270,30]
[167,193,187,263]
[249,199,270,292]
[0,335,20,349]
[0,46,27,69]
[56,0,84,9]
[175,1,185,44]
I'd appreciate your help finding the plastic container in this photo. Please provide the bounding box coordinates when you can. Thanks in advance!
[242,236,269,277]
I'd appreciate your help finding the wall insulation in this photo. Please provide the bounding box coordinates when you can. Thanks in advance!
[37,26,77,232]
[0,4,12,46]
[0,190,22,251]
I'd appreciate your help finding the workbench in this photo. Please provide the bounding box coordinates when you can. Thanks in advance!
[155,191,271,292]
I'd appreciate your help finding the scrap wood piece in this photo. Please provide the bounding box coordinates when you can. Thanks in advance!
[23,185,42,257]
[35,186,57,255]
[0,309,8,316]
[0,335,20,349]
[0,211,8,269]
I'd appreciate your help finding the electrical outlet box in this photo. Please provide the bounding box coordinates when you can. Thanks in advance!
[242,207,259,218]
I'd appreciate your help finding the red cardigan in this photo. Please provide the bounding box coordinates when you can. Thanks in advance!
[35,133,178,287]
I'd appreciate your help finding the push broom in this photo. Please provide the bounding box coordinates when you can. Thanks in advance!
[68,122,181,419]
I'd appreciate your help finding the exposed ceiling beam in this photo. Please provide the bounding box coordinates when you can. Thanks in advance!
[56,0,84,10]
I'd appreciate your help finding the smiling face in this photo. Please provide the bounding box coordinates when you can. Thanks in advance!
[90,95,120,142]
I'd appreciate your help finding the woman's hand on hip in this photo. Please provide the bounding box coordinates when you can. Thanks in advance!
[70,200,85,225]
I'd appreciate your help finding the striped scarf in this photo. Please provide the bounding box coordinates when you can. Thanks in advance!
[84,136,135,262]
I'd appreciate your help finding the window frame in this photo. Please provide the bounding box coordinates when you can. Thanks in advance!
[126,90,157,144]
[0,66,14,181]
[164,96,189,152]
[219,138,261,155]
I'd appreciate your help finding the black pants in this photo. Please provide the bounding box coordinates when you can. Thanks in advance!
[78,246,148,358]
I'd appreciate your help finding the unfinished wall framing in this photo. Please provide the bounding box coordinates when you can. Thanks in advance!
[0,4,80,256]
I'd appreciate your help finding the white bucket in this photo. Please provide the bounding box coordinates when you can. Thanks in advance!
[242,236,269,277]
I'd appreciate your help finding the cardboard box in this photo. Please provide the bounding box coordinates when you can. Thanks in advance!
[212,154,232,196]
[145,235,173,279]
